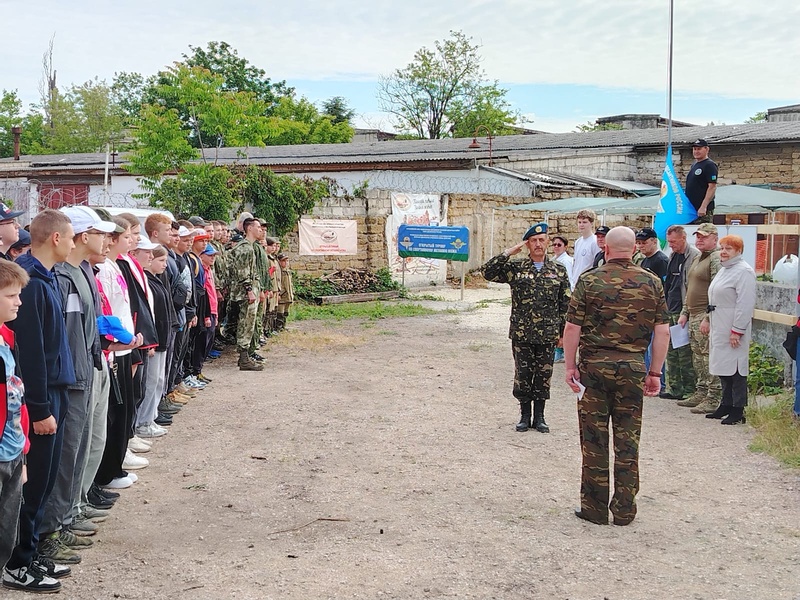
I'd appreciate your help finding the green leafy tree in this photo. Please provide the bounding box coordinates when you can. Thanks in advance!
[266,96,352,145]
[377,30,515,139]
[111,71,156,125]
[125,103,199,192]
[182,41,292,112]
[0,90,23,157]
[322,96,356,125]
[449,83,521,138]
[575,120,623,132]
[239,165,330,236]
[150,163,234,219]
[746,111,767,124]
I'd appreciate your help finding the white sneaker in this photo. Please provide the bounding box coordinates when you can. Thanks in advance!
[132,435,153,446]
[135,423,167,438]
[151,423,169,435]
[103,476,133,489]
[2,565,61,593]
[127,472,139,483]
[123,449,150,470]
[128,437,151,453]
[183,375,206,389]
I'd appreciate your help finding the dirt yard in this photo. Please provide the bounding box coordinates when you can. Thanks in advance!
[11,286,799,600]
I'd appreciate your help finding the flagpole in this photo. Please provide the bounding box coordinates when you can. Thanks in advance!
[667,0,674,151]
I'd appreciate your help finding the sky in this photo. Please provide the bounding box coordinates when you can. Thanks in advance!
[1,0,798,133]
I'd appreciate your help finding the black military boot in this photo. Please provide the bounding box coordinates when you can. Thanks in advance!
[533,400,550,433]
[516,402,531,432]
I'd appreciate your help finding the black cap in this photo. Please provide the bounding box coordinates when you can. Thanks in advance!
[0,201,24,222]
[188,216,209,227]
[692,139,709,147]
[9,228,30,251]
[595,226,610,236]
[636,227,657,240]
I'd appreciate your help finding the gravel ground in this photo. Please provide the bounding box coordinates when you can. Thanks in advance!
[9,285,798,600]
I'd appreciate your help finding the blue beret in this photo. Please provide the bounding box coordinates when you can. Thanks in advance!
[523,222,548,240]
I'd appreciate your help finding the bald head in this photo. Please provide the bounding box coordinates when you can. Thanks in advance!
[604,226,636,260]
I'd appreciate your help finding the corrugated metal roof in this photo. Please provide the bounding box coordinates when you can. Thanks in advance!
[2,122,800,170]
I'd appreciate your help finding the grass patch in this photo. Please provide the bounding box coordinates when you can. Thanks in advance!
[747,391,800,468]
[269,330,366,352]
[289,301,435,322]
[467,341,492,352]
[408,293,447,301]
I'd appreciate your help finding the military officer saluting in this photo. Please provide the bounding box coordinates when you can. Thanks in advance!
[482,222,570,433]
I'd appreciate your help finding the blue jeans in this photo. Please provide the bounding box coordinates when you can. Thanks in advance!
[794,336,800,417]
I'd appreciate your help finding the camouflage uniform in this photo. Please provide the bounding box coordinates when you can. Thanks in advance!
[227,239,261,353]
[265,253,281,335]
[566,259,668,524]
[276,265,294,331]
[680,250,723,410]
[250,242,270,351]
[482,253,570,431]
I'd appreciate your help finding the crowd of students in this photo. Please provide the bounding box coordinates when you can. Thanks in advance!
[0,204,293,594]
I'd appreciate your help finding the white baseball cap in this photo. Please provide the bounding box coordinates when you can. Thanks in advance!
[136,235,158,251]
[177,226,198,237]
[61,206,117,235]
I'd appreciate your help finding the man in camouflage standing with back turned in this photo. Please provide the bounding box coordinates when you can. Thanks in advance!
[563,227,669,526]
[228,218,264,372]
[482,222,570,433]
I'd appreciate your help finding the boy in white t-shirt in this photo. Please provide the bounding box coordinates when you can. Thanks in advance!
[570,209,600,288]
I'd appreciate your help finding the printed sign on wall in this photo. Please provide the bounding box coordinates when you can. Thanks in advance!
[298,219,358,255]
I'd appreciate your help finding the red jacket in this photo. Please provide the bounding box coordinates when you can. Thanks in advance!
[0,324,29,454]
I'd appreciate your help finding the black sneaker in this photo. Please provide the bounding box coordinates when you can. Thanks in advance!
[92,483,120,499]
[250,352,265,362]
[154,413,173,426]
[2,565,61,593]
[87,489,116,509]
[31,555,72,579]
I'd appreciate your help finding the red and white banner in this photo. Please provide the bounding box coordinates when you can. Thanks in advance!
[298,219,358,255]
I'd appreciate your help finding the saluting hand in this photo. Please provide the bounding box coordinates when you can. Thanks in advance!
[504,241,527,257]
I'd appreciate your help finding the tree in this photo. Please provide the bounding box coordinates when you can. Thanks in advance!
[746,111,767,123]
[111,71,156,125]
[575,120,623,132]
[182,41,293,112]
[0,90,23,157]
[322,96,356,125]
[376,30,516,139]
[266,96,353,146]
[150,163,234,219]
[448,83,521,138]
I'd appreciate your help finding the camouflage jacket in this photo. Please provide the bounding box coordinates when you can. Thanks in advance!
[228,240,260,302]
[254,243,271,292]
[482,253,570,344]
[566,259,669,360]
[210,240,227,290]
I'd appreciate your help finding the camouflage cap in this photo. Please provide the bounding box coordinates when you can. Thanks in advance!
[522,222,548,240]
[694,223,718,236]
[91,207,125,233]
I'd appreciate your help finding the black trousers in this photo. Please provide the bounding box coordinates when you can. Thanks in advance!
[95,353,133,486]
[720,371,748,407]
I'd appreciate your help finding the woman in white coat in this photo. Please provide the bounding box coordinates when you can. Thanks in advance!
[700,235,756,425]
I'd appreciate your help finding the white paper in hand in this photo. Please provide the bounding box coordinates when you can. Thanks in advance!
[573,378,586,400]
[669,323,690,349]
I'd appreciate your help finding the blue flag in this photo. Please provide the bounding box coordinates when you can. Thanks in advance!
[654,146,697,239]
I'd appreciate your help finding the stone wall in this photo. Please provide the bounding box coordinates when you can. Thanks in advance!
[284,189,392,277]
[504,148,639,181]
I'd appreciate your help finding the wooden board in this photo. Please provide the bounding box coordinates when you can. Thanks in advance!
[316,291,401,305]
[753,309,797,326]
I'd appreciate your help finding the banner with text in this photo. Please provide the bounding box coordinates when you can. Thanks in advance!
[299,219,358,255]
[385,193,447,286]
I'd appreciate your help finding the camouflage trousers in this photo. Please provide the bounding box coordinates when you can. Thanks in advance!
[577,358,644,525]
[250,298,267,352]
[666,313,696,398]
[688,313,721,400]
[511,342,556,404]
[236,299,260,353]
[690,210,714,225]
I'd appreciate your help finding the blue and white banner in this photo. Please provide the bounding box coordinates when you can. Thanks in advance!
[654,147,697,239]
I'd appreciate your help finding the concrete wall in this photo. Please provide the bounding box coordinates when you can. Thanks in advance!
[504,148,639,181]
[752,281,797,384]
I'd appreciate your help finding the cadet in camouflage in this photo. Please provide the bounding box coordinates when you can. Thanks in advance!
[564,227,669,526]
[226,218,264,371]
[482,222,570,433]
